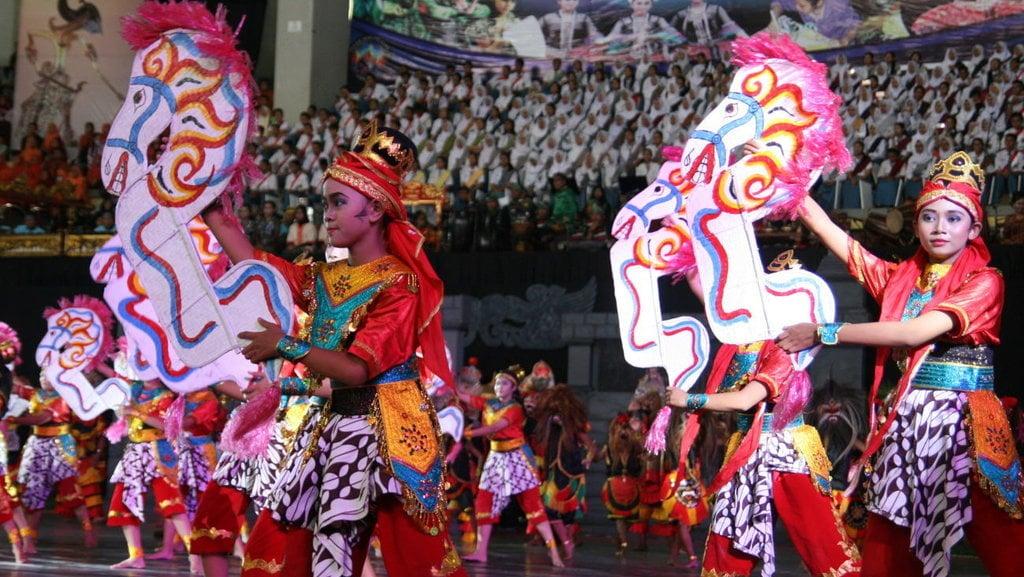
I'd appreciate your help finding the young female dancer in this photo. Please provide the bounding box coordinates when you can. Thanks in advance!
[777,151,1024,577]
[458,372,565,566]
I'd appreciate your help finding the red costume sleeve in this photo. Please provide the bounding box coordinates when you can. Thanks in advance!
[846,237,899,304]
[751,340,794,401]
[933,268,1004,345]
[254,249,313,310]
[348,277,417,380]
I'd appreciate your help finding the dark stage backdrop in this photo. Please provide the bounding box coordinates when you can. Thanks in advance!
[1,246,1021,398]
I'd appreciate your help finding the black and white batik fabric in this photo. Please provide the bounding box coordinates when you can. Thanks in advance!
[267,414,401,577]
[867,389,972,577]
[177,441,214,519]
[709,430,808,577]
[17,436,77,510]
[248,418,296,510]
[109,441,163,521]
[478,448,542,518]
[212,450,256,496]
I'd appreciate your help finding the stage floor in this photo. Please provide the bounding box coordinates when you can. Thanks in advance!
[0,514,990,576]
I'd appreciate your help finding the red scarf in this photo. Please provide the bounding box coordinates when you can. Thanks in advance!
[857,237,991,466]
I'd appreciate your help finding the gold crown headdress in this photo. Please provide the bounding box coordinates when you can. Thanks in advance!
[350,119,417,178]
[926,150,985,193]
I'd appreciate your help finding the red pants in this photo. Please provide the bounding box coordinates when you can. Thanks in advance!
[475,486,548,533]
[106,477,187,526]
[702,471,861,576]
[862,480,1024,577]
[241,509,313,577]
[243,497,468,577]
[49,477,83,515]
[190,481,250,556]
[0,475,16,525]
[374,495,468,577]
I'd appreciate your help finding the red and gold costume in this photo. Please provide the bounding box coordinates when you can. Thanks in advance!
[107,381,186,526]
[70,415,110,521]
[176,388,224,519]
[191,388,322,558]
[17,389,83,514]
[849,152,1024,577]
[693,341,860,577]
[601,413,644,525]
[467,392,548,532]
[241,123,465,577]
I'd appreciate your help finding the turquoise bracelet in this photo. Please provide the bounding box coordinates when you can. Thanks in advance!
[280,376,312,396]
[685,393,708,411]
[816,323,846,346]
[276,335,312,362]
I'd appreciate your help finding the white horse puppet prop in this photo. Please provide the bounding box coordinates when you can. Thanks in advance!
[102,3,293,372]
[610,147,710,452]
[679,33,850,369]
[90,219,256,393]
[36,296,132,419]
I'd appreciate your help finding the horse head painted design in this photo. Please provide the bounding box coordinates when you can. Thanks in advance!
[610,146,709,398]
[103,3,293,368]
[36,296,130,419]
[90,218,256,393]
[682,33,851,368]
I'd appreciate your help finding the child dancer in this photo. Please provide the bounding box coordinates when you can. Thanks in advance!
[777,151,1024,577]
[458,372,565,566]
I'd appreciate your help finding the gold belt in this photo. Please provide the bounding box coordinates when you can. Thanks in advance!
[32,424,70,437]
[129,428,164,443]
[490,438,525,452]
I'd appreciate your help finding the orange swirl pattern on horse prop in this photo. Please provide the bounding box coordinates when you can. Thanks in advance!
[102,2,293,370]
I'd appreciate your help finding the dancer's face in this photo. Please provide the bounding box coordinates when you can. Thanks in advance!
[631,0,651,17]
[915,198,981,264]
[495,377,515,401]
[322,181,383,249]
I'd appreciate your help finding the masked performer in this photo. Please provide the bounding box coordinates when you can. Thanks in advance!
[777,151,1024,577]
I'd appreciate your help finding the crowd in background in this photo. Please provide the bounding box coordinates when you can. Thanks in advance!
[3,41,1024,253]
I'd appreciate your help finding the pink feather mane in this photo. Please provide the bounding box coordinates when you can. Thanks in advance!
[0,322,22,366]
[121,1,260,214]
[43,295,117,373]
[731,33,852,219]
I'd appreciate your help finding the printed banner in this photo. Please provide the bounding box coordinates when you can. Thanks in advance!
[12,0,141,148]
[351,0,1024,73]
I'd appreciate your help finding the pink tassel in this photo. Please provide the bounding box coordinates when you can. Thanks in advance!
[644,406,673,454]
[105,417,128,443]
[220,386,279,458]
[163,395,186,442]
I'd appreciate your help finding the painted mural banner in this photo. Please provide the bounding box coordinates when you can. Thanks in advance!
[12,0,141,148]
[351,0,1024,72]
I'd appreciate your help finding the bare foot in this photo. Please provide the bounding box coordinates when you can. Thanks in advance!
[234,539,246,560]
[614,541,627,558]
[462,550,488,563]
[22,539,36,556]
[145,548,175,560]
[548,547,565,568]
[189,554,203,574]
[562,539,575,561]
[11,541,25,564]
[84,529,98,548]
[111,557,146,569]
